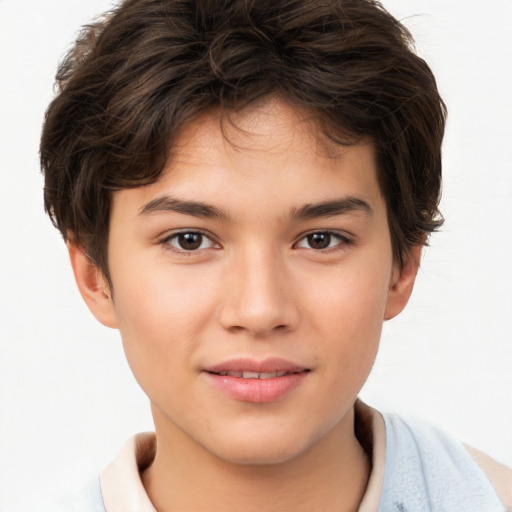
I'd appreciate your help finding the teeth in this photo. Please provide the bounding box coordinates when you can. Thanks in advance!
[242,371,260,379]
[217,371,290,379]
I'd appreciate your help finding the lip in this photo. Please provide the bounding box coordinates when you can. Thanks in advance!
[204,357,307,374]
[202,358,310,403]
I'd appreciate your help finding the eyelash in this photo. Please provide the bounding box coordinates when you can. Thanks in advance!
[294,230,353,252]
[160,230,352,255]
[161,230,220,255]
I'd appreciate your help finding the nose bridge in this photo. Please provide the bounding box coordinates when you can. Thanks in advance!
[219,242,298,336]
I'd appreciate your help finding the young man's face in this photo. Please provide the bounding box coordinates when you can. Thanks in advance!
[73,99,416,465]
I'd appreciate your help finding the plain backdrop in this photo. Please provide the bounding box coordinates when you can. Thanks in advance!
[1,0,511,510]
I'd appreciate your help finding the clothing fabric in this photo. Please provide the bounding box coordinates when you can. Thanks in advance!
[64,404,511,511]
[378,414,508,511]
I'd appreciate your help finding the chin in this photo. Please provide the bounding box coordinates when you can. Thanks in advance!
[204,429,316,467]
[216,447,304,467]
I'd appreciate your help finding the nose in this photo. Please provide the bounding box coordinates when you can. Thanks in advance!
[217,248,299,337]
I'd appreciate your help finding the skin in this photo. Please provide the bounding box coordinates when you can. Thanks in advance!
[69,98,420,511]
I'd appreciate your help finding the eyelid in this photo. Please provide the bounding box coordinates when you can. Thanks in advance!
[294,229,353,250]
[160,229,221,253]
[158,228,352,254]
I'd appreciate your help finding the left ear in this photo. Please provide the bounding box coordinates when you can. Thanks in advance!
[384,245,422,320]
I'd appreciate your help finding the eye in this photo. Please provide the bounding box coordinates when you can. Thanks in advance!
[164,231,217,252]
[295,231,350,251]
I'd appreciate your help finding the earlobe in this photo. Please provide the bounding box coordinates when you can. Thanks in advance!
[67,242,119,329]
[384,245,422,321]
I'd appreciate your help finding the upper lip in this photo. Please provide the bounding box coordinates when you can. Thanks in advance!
[203,358,309,374]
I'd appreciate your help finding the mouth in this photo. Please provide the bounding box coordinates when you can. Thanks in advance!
[207,370,305,379]
[203,358,311,403]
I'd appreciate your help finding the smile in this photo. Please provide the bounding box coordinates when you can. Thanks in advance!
[203,359,310,403]
[210,370,294,379]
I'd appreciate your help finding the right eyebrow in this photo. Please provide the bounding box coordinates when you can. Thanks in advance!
[138,195,230,220]
[289,196,373,220]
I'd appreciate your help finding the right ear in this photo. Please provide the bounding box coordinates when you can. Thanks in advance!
[67,242,118,329]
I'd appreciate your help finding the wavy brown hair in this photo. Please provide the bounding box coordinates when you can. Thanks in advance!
[40,0,446,281]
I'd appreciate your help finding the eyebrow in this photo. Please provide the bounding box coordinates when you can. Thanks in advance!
[290,197,373,220]
[139,196,229,220]
[139,195,373,221]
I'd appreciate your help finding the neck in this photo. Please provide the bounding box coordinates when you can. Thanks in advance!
[142,406,371,512]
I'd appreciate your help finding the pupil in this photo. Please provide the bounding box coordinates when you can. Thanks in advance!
[179,233,202,250]
[308,233,331,249]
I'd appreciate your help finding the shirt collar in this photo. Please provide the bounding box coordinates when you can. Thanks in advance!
[100,401,386,512]
[101,432,158,512]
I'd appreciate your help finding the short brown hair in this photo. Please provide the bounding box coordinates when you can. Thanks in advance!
[40,0,446,280]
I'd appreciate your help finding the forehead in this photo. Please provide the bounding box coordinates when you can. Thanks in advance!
[111,98,384,220]
[171,98,362,166]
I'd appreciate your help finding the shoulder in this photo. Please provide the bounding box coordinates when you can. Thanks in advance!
[464,443,512,510]
[380,412,511,512]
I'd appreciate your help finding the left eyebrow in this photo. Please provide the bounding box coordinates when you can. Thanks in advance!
[289,197,373,220]
[139,195,230,220]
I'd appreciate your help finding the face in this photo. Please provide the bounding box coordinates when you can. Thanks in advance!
[75,99,416,465]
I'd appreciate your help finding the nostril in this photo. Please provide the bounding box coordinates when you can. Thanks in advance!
[217,290,300,336]
[228,325,245,334]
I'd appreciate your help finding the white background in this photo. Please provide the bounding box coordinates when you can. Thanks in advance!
[1,0,511,510]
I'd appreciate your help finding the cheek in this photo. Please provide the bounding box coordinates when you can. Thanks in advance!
[307,258,391,333]
[304,261,391,379]
[113,258,214,327]
[110,263,218,381]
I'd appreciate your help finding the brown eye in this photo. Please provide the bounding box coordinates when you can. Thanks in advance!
[178,233,203,250]
[165,232,216,252]
[296,231,350,251]
[306,233,332,250]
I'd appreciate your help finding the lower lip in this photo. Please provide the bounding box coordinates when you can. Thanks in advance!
[204,372,309,403]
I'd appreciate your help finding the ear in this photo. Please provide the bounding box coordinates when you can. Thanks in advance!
[384,245,422,321]
[67,242,119,328]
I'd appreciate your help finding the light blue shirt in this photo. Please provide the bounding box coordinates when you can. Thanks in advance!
[65,412,507,511]
[378,414,506,511]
